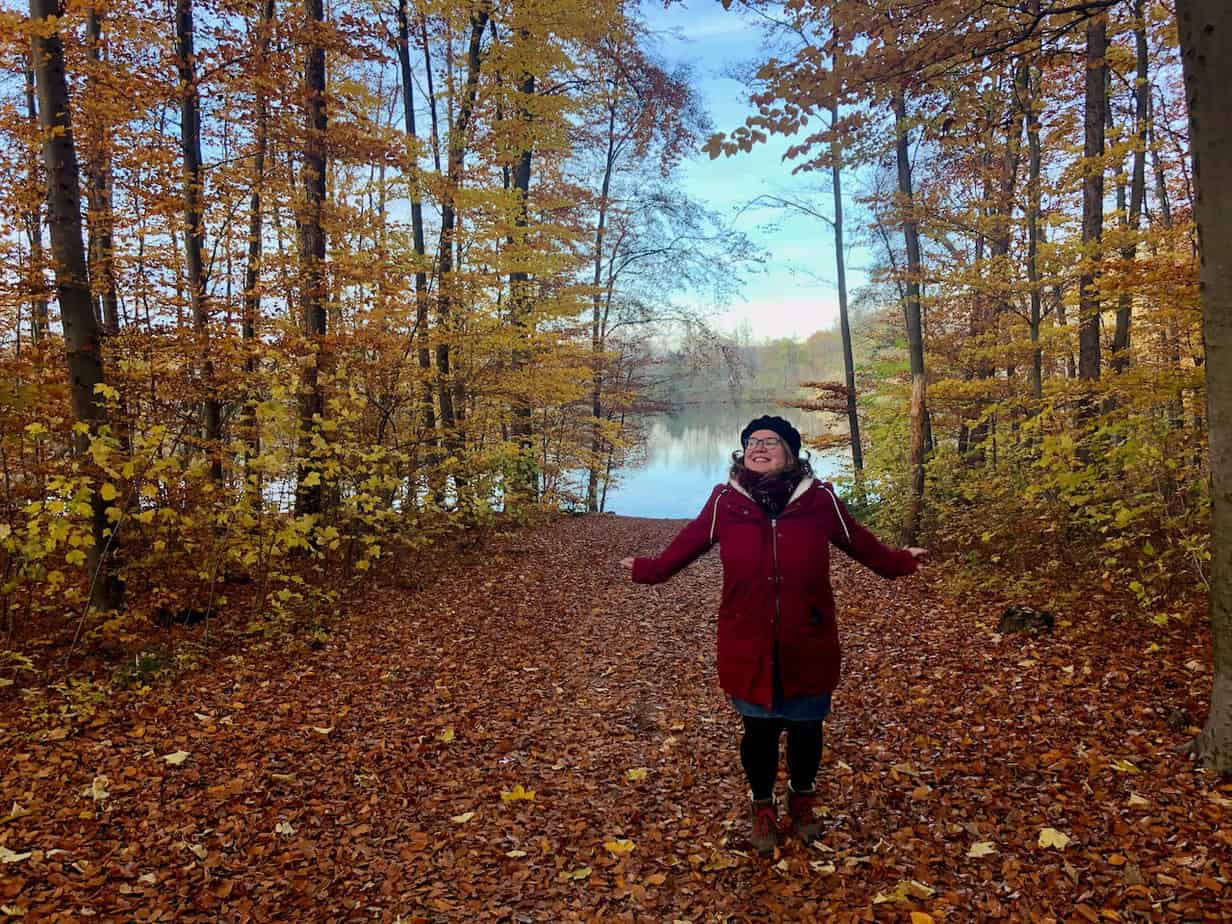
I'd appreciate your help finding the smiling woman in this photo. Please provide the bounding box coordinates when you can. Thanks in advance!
[619,413,926,855]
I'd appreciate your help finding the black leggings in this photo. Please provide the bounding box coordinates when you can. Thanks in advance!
[740,716,824,801]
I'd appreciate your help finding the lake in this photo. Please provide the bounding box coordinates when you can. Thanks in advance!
[602,402,846,518]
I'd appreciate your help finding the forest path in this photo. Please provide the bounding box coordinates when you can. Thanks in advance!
[0,514,1226,922]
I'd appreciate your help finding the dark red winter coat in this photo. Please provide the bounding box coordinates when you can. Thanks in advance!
[631,477,917,708]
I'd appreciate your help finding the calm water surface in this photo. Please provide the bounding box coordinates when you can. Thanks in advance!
[604,403,844,518]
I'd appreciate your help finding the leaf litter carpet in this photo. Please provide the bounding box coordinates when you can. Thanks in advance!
[1,514,1229,922]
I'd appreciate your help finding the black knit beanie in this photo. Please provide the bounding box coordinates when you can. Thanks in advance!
[740,415,801,457]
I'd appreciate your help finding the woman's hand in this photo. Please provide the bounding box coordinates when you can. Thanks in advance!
[620,557,635,571]
[906,547,928,562]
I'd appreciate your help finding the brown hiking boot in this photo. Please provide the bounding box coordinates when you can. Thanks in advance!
[787,784,823,844]
[749,798,778,855]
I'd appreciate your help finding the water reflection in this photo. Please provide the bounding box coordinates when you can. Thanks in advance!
[605,402,845,518]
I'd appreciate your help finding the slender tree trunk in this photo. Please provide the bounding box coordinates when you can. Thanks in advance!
[1112,6,1148,373]
[894,89,926,546]
[295,0,328,517]
[587,100,617,512]
[1078,15,1107,384]
[1176,0,1232,774]
[242,0,274,470]
[396,0,436,449]
[434,8,489,471]
[176,0,222,482]
[30,0,119,608]
[830,101,862,471]
[84,8,118,334]
[1026,20,1044,403]
[23,51,48,343]
[507,27,536,504]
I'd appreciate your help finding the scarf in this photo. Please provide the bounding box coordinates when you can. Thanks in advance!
[736,466,802,519]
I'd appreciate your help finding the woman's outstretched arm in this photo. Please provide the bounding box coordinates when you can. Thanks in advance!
[823,484,925,578]
[623,485,725,584]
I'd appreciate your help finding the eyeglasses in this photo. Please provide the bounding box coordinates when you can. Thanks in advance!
[745,437,782,449]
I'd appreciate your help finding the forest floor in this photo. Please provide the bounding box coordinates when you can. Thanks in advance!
[0,513,1229,923]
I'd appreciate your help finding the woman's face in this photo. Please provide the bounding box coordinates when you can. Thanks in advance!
[744,428,789,474]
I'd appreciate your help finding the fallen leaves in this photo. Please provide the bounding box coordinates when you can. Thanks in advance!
[0,846,32,864]
[161,750,190,766]
[1039,827,1072,850]
[0,516,1226,921]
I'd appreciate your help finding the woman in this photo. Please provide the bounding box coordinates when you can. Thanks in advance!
[620,415,926,854]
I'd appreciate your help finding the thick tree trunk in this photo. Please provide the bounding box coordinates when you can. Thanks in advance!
[831,101,862,472]
[1176,0,1232,775]
[894,89,926,546]
[1078,16,1107,383]
[30,0,119,608]
[295,0,328,517]
[176,0,222,482]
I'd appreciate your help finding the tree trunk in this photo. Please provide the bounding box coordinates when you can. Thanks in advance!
[894,89,926,546]
[507,36,536,505]
[242,0,274,469]
[84,8,118,334]
[1026,16,1044,403]
[587,100,617,513]
[831,101,862,472]
[1176,0,1232,774]
[23,50,48,343]
[1112,5,1149,373]
[176,0,222,482]
[434,9,489,470]
[30,0,119,608]
[1078,15,1107,383]
[396,0,437,450]
[295,0,328,517]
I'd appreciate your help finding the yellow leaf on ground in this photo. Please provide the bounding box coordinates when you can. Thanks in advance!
[968,841,998,858]
[558,866,591,881]
[0,847,32,864]
[450,811,475,824]
[436,726,455,743]
[500,784,535,802]
[1039,827,1071,850]
[604,838,635,855]
[1110,759,1139,773]
[505,849,527,858]
[162,750,190,766]
[311,726,333,735]
[626,767,648,782]
[1128,793,1150,807]
[83,775,109,802]
[911,914,936,924]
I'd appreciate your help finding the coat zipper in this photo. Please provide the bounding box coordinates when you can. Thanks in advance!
[770,517,780,638]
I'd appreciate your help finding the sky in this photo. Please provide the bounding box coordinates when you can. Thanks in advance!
[638,0,870,343]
